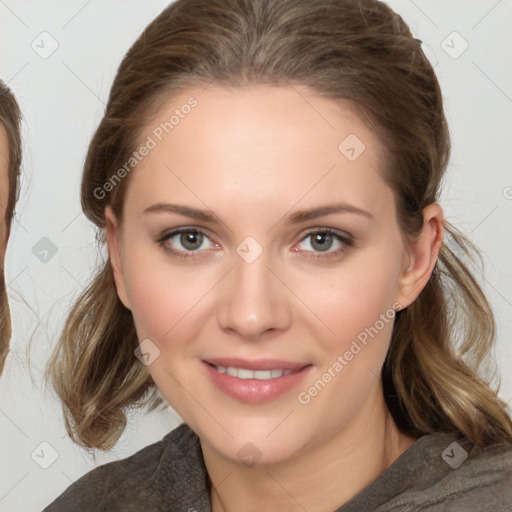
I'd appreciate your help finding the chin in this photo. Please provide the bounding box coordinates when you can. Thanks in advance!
[186,406,320,466]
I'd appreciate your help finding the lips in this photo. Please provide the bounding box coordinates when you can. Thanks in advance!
[201,357,313,403]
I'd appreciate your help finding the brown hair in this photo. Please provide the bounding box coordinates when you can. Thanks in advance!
[46,0,512,450]
[0,80,22,373]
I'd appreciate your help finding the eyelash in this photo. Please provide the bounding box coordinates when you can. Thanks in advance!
[156,227,354,261]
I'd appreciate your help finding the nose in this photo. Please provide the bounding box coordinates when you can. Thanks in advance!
[216,248,291,341]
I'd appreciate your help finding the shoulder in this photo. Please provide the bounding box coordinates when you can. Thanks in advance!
[42,422,210,512]
[425,435,512,510]
[386,432,512,511]
[341,432,512,512]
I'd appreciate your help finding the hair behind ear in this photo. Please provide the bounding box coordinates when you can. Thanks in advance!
[383,220,512,449]
[45,262,163,450]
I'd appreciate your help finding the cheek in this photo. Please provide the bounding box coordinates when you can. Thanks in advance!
[123,248,213,341]
[297,252,401,353]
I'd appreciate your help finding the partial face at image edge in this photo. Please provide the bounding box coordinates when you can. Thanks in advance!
[0,125,12,371]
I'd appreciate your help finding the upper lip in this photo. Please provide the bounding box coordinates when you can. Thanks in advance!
[203,357,310,371]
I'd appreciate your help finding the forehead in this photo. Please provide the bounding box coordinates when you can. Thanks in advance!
[126,85,392,220]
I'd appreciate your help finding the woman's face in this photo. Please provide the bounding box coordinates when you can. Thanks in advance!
[108,85,416,464]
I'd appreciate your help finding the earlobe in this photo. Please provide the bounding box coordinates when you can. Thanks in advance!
[396,203,444,309]
[105,206,131,310]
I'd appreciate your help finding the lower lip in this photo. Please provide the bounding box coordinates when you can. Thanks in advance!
[202,361,312,404]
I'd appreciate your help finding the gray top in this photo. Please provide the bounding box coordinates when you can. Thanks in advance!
[43,423,512,511]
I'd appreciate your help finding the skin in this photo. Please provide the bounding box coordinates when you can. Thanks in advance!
[106,85,443,512]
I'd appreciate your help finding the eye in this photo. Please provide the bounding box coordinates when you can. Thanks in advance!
[157,226,354,261]
[157,227,219,260]
[294,228,354,259]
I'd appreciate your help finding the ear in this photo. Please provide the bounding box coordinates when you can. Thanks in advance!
[105,206,131,310]
[395,203,444,309]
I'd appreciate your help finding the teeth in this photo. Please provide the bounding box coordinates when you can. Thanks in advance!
[214,365,295,380]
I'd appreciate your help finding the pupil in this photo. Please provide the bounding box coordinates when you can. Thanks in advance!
[312,233,332,252]
[182,231,202,250]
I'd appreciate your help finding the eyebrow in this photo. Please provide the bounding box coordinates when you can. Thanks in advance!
[143,201,374,224]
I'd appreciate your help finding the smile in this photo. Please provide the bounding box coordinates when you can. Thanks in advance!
[202,359,313,403]
[210,364,297,380]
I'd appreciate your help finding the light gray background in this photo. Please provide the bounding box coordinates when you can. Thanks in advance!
[1,1,511,510]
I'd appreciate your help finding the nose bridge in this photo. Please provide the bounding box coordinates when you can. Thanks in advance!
[216,242,290,339]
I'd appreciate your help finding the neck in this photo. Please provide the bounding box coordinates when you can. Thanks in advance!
[202,383,418,512]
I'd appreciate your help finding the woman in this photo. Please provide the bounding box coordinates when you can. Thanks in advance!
[0,80,22,374]
[45,0,512,510]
